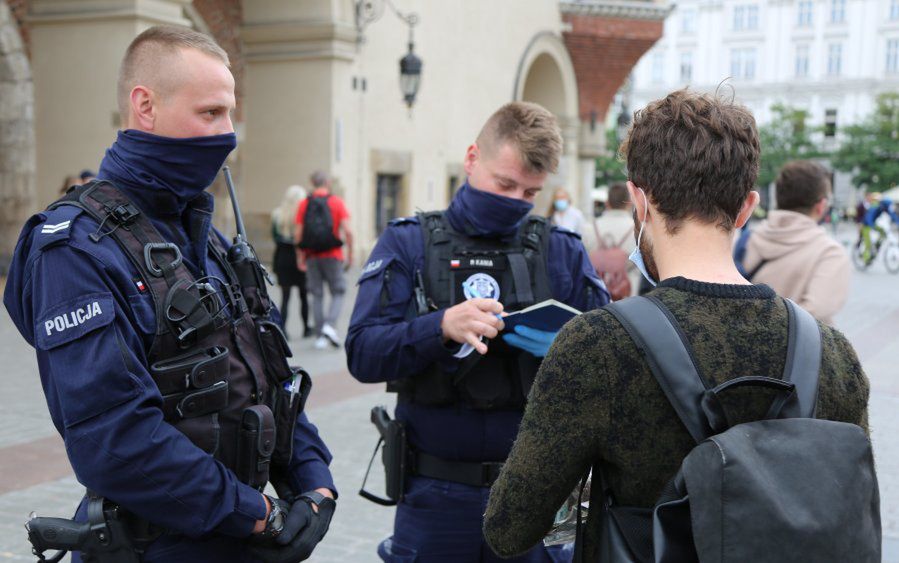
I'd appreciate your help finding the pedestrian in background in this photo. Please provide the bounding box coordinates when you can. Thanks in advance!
[272,184,310,338]
[592,182,637,298]
[740,160,850,325]
[547,186,584,234]
[296,170,353,350]
[59,174,82,195]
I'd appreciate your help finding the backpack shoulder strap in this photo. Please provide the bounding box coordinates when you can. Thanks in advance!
[606,296,713,443]
[773,299,822,419]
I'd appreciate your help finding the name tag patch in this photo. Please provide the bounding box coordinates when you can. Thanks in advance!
[35,293,115,350]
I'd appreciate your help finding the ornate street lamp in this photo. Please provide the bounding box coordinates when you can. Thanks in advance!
[356,0,423,109]
[616,104,632,145]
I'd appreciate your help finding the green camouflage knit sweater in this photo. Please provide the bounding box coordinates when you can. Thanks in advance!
[483,277,869,560]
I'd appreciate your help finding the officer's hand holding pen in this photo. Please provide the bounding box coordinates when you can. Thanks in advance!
[440,298,505,355]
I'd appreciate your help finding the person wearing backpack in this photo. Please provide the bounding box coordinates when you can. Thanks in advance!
[484,89,877,562]
[295,170,354,349]
[592,183,638,300]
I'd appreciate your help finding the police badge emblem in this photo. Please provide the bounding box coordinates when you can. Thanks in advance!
[463,273,501,301]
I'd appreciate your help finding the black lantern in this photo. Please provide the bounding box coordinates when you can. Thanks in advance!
[399,41,422,108]
[616,104,632,144]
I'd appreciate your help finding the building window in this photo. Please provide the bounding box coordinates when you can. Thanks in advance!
[376,174,403,235]
[824,109,838,138]
[827,43,842,75]
[734,5,746,30]
[680,52,693,83]
[797,0,814,26]
[747,5,759,29]
[795,44,810,77]
[652,52,664,84]
[830,0,846,23]
[730,48,757,80]
[892,0,899,20]
[681,9,697,34]
[888,39,899,74]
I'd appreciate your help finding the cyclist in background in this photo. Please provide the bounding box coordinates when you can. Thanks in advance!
[861,197,899,262]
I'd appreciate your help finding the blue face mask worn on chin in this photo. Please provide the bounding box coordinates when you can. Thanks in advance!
[448,181,534,238]
[628,187,658,287]
[554,199,569,212]
[98,129,237,204]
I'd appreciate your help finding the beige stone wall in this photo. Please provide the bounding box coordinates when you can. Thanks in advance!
[0,0,35,272]
[241,0,581,261]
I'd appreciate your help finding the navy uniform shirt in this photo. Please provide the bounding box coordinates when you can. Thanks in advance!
[346,205,609,463]
[3,183,335,543]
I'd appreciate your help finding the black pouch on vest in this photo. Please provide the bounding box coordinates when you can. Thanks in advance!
[150,346,229,395]
[271,367,312,468]
[236,405,276,489]
[256,320,293,383]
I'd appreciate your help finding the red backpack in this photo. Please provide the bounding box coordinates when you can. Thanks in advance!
[589,226,632,301]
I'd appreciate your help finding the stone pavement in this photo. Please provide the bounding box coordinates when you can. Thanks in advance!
[1,224,898,562]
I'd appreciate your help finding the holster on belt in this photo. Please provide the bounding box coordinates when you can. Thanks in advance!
[358,406,408,506]
[236,405,276,489]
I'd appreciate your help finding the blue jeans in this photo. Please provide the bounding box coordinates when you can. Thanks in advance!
[378,476,573,563]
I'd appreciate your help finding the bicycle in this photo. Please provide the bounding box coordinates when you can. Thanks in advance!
[853,226,899,273]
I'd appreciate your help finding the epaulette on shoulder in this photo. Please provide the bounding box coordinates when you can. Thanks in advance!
[550,225,583,240]
[388,216,420,227]
[32,205,84,251]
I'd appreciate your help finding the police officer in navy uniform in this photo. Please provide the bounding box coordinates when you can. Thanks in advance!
[347,102,609,562]
[4,26,335,562]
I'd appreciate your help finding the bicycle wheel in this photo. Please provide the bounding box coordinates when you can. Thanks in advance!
[852,239,872,271]
[885,241,899,273]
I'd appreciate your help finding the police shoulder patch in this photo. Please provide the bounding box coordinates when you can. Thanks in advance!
[35,292,115,350]
[358,256,395,283]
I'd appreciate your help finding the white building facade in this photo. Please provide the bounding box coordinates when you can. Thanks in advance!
[630,0,899,156]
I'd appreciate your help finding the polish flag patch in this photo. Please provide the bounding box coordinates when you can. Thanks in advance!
[134,278,148,293]
[450,259,461,268]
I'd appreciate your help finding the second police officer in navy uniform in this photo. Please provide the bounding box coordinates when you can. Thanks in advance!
[4,27,335,562]
[347,102,610,562]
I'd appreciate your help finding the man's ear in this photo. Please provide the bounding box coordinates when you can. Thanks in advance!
[735,191,761,229]
[130,85,155,131]
[463,143,479,177]
[627,181,646,221]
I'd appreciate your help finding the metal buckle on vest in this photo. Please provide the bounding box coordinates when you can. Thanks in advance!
[144,243,183,277]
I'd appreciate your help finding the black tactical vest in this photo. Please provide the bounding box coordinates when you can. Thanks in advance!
[49,181,308,492]
[388,211,552,410]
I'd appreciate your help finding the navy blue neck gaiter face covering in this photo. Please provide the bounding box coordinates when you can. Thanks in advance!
[446,181,535,238]
[98,129,236,215]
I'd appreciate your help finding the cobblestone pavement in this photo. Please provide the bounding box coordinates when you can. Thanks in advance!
[1,224,898,562]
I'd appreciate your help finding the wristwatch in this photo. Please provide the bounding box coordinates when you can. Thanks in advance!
[257,494,285,540]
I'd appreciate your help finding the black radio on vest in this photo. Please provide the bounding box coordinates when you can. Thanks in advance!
[298,195,343,251]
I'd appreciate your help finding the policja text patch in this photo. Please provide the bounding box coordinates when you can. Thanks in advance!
[35,292,115,350]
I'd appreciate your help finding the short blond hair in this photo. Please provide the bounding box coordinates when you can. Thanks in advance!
[117,25,229,123]
[476,102,563,174]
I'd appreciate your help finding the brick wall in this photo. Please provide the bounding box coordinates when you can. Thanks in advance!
[563,14,663,120]
[192,0,244,121]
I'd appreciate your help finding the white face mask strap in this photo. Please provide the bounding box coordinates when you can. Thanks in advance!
[636,187,649,246]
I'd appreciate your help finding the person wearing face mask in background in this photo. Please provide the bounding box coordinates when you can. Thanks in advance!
[346,102,609,562]
[547,187,585,235]
[483,89,871,561]
[4,26,336,562]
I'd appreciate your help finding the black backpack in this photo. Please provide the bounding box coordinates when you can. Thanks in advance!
[298,195,343,252]
[577,295,880,563]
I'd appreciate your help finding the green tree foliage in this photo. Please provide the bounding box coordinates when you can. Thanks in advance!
[832,93,899,193]
[757,104,821,188]
[595,128,627,186]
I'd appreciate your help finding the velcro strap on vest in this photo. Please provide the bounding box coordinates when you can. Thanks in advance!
[162,380,229,420]
[150,346,230,395]
[412,451,504,488]
[507,253,534,306]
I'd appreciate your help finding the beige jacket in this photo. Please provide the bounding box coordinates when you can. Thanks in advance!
[744,209,850,325]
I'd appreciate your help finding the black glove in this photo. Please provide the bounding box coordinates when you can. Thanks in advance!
[249,494,336,563]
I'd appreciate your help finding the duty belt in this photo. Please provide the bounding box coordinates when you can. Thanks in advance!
[412,451,504,488]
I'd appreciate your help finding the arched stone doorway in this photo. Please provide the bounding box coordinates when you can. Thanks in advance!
[513,32,580,219]
[0,0,35,274]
